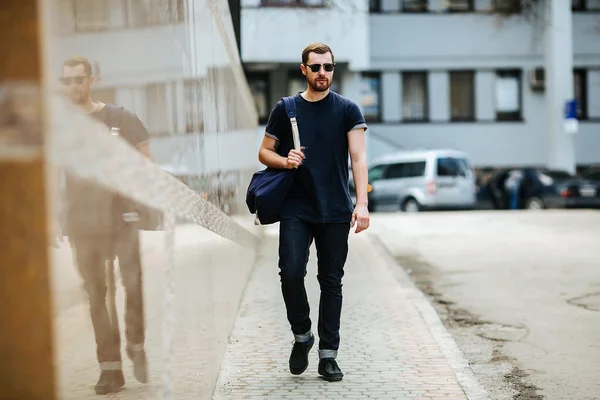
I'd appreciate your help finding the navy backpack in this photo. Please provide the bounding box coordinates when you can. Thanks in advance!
[246,96,300,225]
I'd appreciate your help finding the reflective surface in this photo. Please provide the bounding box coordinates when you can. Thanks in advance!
[41,0,260,398]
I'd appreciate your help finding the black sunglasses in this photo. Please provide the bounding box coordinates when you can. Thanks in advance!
[305,63,336,73]
[59,76,89,85]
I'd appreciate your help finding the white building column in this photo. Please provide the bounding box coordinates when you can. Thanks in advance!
[545,0,576,174]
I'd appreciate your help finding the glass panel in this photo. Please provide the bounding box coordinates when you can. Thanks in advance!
[360,74,381,121]
[403,72,427,120]
[450,71,475,120]
[42,0,261,398]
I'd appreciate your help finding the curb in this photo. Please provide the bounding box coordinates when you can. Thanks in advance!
[370,233,491,400]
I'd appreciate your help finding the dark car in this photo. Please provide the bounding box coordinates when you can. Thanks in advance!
[486,168,600,210]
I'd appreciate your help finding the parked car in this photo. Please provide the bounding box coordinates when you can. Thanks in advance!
[486,168,600,210]
[350,149,477,212]
[583,170,600,182]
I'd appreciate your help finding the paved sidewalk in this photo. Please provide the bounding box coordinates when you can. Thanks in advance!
[52,222,258,399]
[212,226,488,400]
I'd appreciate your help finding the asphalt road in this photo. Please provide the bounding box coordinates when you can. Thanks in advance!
[372,210,600,400]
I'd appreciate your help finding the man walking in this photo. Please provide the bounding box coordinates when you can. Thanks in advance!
[257,43,370,381]
[60,55,150,394]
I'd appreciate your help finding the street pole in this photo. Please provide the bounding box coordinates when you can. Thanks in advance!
[545,0,577,174]
[0,0,56,399]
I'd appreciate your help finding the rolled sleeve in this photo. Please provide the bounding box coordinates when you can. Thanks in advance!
[347,102,368,133]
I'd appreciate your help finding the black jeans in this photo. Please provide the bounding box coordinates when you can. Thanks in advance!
[278,218,350,352]
[71,227,145,366]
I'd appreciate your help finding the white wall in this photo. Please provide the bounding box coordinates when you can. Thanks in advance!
[241,0,369,70]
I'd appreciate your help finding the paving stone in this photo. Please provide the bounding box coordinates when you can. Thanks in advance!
[212,231,470,400]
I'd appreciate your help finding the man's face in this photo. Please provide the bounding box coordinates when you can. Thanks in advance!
[301,52,334,93]
[61,64,93,105]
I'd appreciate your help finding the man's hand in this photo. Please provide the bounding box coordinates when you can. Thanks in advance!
[351,204,370,234]
[285,147,305,169]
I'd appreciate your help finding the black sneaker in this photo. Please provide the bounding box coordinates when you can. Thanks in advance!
[127,348,148,384]
[318,358,344,382]
[94,370,125,395]
[289,335,314,375]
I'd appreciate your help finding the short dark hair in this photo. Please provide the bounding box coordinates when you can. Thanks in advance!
[63,55,93,76]
[302,43,334,65]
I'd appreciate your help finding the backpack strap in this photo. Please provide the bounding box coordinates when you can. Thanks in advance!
[281,96,301,151]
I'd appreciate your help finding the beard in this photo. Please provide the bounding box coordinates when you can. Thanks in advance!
[307,76,331,92]
[67,88,87,105]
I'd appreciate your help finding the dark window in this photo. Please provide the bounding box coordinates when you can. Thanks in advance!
[495,70,522,121]
[384,163,405,179]
[360,72,381,122]
[404,161,426,177]
[402,0,428,12]
[246,72,270,124]
[402,72,428,121]
[449,71,475,121]
[574,69,588,120]
[572,0,585,10]
[369,0,380,12]
[589,0,600,10]
[368,165,385,181]
[437,157,460,177]
[447,0,473,12]
[493,0,521,13]
[573,0,600,10]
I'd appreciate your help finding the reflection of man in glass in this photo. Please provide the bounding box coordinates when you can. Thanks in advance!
[60,55,150,394]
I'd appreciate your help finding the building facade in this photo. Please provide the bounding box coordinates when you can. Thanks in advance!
[239,0,600,171]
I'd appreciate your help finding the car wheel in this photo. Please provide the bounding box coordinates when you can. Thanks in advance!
[525,196,545,210]
[403,198,421,213]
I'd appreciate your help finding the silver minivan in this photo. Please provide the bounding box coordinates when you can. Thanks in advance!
[358,149,476,212]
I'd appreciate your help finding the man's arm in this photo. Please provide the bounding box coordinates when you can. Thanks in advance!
[258,136,303,169]
[348,128,368,207]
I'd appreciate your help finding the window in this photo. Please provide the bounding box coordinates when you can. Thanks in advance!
[495,70,522,121]
[588,0,600,10]
[145,83,171,136]
[369,0,381,12]
[449,71,475,121]
[402,72,428,121]
[437,157,461,177]
[404,161,426,177]
[574,0,600,10]
[494,0,521,13]
[385,163,405,179]
[125,0,185,28]
[261,0,324,6]
[574,69,588,120]
[368,165,385,181]
[246,73,270,124]
[184,80,204,133]
[446,0,473,12]
[402,0,428,12]
[360,73,381,122]
[73,0,109,32]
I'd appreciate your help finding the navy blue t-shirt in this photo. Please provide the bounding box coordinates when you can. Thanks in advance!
[265,91,367,223]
